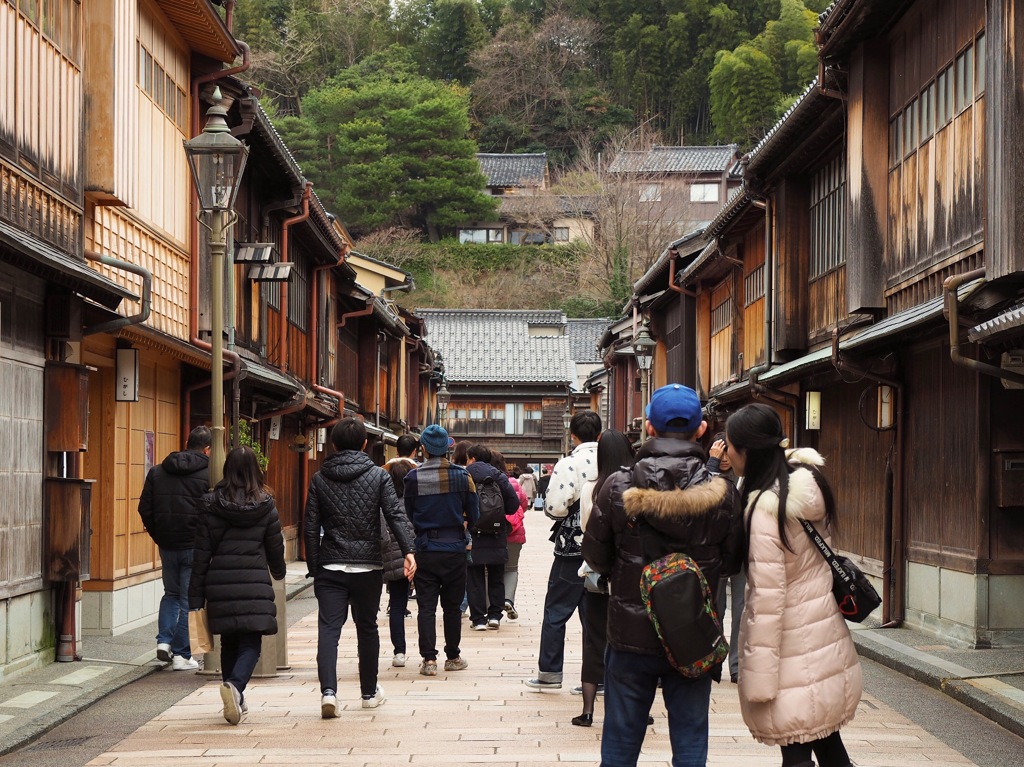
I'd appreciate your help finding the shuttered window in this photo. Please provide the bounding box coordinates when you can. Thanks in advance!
[810,154,846,279]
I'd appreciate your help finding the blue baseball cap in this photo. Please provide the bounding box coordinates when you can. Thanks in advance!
[646,384,703,433]
[420,424,453,456]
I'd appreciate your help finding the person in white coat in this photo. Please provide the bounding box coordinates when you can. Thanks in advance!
[726,403,861,767]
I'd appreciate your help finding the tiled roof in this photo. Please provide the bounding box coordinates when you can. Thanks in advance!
[477,154,547,188]
[566,319,611,364]
[607,145,739,174]
[417,309,573,384]
[497,194,599,218]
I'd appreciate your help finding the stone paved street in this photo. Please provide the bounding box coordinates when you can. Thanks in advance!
[82,510,980,767]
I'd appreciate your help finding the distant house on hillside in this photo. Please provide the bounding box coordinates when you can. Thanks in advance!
[417,309,580,466]
[607,145,743,236]
[457,153,594,246]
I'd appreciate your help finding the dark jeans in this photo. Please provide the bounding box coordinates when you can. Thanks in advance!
[157,547,193,658]
[314,568,383,697]
[537,555,587,682]
[467,562,505,624]
[415,550,466,661]
[221,632,262,700]
[601,645,713,767]
[386,578,410,655]
[780,732,850,766]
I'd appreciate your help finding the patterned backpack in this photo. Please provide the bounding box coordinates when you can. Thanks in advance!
[639,552,729,678]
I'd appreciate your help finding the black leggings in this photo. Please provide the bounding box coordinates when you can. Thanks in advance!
[780,731,850,767]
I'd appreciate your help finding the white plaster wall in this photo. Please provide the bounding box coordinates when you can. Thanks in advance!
[81,581,161,636]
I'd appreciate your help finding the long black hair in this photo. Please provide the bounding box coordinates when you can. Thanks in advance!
[592,429,636,501]
[726,403,836,552]
[218,446,267,504]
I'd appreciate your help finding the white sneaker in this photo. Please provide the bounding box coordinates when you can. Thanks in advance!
[392,653,406,667]
[170,655,199,671]
[361,684,386,709]
[156,643,172,663]
[220,682,241,725]
[321,692,339,718]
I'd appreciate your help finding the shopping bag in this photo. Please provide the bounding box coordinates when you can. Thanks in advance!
[188,608,214,654]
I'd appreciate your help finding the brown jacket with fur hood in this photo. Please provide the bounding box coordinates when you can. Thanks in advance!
[739,448,862,746]
[582,437,744,656]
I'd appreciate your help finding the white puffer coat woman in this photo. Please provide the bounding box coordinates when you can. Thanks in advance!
[738,448,862,746]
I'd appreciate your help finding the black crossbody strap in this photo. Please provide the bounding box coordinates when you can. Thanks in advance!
[799,518,852,590]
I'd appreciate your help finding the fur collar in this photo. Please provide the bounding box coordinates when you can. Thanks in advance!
[623,476,730,520]
[744,464,825,523]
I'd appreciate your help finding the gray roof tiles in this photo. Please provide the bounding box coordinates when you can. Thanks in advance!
[566,319,611,364]
[417,309,573,384]
[477,153,548,188]
[608,145,739,175]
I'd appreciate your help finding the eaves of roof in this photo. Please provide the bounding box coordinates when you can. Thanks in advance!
[817,0,915,62]
[745,79,836,181]
[374,299,411,338]
[153,0,238,62]
[969,303,1024,343]
[680,240,720,286]
[705,189,753,239]
[633,228,706,297]
[755,279,987,388]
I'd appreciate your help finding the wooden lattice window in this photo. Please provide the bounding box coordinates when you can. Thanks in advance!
[711,296,732,335]
[810,154,846,279]
[744,264,765,307]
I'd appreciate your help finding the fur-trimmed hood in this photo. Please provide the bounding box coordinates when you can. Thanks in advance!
[624,476,731,521]
[744,447,827,524]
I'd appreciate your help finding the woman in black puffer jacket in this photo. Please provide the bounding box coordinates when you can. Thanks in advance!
[190,446,286,726]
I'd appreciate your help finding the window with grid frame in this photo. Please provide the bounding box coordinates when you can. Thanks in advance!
[287,255,310,331]
[711,295,733,335]
[744,264,765,307]
[809,154,847,279]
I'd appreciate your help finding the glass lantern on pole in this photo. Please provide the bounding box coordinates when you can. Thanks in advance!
[436,381,451,426]
[562,403,572,455]
[633,323,655,441]
[183,87,249,485]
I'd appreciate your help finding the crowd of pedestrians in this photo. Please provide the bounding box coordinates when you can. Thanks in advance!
[140,388,863,767]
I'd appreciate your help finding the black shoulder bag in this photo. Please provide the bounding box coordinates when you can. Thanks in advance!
[799,518,881,623]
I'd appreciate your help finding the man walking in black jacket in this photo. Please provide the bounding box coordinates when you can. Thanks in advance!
[138,425,212,670]
[304,418,417,717]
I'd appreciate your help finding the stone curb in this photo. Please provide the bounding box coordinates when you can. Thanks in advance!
[852,632,1024,741]
[0,577,314,758]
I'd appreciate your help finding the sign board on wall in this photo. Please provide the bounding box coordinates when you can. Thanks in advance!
[268,415,282,440]
[115,348,139,402]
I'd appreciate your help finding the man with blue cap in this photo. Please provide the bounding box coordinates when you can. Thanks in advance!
[404,424,479,677]
[583,384,744,767]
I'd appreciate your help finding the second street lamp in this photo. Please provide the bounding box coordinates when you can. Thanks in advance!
[562,403,572,455]
[436,381,451,426]
[184,87,249,485]
[633,322,655,442]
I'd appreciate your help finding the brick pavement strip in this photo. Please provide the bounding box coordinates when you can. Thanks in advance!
[85,510,978,767]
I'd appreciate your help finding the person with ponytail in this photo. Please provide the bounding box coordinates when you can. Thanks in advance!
[725,403,861,767]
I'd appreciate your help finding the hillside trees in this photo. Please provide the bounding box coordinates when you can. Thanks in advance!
[277,50,496,239]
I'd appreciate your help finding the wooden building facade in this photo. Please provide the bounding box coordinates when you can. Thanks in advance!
[0,0,438,676]
[613,0,1024,647]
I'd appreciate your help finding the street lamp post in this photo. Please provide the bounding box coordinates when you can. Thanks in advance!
[436,381,451,426]
[184,87,249,485]
[633,322,655,442]
[561,403,572,455]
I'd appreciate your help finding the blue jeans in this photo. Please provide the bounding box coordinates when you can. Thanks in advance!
[601,645,713,767]
[537,555,586,682]
[157,548,193,658]
[221,631,262,700]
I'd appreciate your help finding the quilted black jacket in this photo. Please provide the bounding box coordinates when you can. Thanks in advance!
[304,450,415,573]
[138,450,209,550]
[188,491,286,635]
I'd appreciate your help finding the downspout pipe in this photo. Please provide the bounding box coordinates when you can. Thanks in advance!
[82,251,152,335]
[279,182,312,373]
[667,253,696,297]
[831,329,904,628]
[945,268,1024,387]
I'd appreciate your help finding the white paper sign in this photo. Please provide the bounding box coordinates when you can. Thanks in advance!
[269,415,282,441]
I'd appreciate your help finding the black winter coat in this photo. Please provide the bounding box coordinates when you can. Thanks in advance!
[189,491,286,635]
[466,462,520,566]
[304,451,415,573]
[582,438,744,656]
[382,458,416,583]
[138,450,209,550]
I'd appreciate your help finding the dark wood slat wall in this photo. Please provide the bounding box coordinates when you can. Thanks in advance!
[904,341,980,571]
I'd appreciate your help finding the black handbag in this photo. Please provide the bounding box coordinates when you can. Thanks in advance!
[799,518,881,623]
